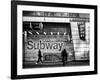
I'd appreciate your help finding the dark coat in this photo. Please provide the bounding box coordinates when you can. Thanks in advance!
[61,49,68,60]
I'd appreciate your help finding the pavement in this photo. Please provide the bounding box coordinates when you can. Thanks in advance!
[23,60,89,68]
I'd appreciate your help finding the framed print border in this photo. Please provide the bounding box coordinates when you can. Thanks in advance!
[11,1,97,79]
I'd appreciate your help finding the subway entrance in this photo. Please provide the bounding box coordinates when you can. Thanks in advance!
[23,22,75,63]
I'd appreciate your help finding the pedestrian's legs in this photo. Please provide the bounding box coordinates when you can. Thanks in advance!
[62,56,65,66]
[63,57,66,66]
[40,58,42,63]
[37,58,40,63]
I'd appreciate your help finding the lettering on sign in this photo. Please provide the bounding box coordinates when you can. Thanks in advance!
[27,40,64,51]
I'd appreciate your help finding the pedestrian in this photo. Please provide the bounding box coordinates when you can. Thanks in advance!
[37,49,42,64]
[61,49,68,66]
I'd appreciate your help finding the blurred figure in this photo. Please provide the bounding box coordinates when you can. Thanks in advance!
[37,49,42,64]
[61,49,68,66]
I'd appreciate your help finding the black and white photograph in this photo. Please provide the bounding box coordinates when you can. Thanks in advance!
[23,11,90,68]
[11,1,97,79]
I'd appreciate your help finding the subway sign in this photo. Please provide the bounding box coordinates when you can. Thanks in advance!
[24,35,74,62]
[27,39,64,51]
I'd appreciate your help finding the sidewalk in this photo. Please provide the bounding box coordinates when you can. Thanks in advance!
[23,60,89,68]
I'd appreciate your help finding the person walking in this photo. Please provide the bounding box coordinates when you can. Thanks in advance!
[37,49,42,64]
[61,49,68,66]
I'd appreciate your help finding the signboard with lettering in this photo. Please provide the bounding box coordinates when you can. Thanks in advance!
[23,11,90,19]
[24,34,74,62]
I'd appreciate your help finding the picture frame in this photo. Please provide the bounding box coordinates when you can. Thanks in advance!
[11,0,97,79]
